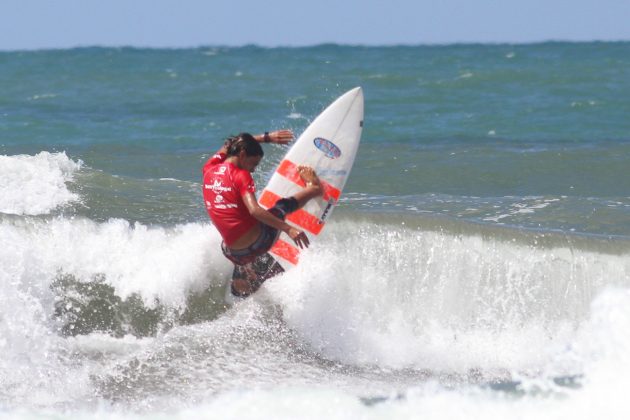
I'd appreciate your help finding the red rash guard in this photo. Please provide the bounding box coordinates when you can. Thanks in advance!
[202,152,258,246]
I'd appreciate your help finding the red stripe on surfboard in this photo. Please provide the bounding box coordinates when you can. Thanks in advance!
[259,190,324,235]
[287,210,324,235]
[271,239,299,265]
[277,160,340,202]
[258,189,280,209]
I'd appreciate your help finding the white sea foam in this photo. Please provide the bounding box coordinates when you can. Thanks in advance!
[2,216,630,418]
[268,221,630,374]
[0,151,81,215]
[27,93,57,101]
[482,197,557,223]
[0,217,229,306]
[0,216,229,407]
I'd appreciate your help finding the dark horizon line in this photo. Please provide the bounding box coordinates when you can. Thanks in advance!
[2,38,630,53]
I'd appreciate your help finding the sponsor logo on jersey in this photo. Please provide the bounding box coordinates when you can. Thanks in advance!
[213,193,238,209]
[213,203,238,209]
[204,180,232,193]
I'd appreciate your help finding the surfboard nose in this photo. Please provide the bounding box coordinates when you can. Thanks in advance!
[348,87,364,117]
[341,86,362,97]
[340,87,363,113]
[349,86,363,98]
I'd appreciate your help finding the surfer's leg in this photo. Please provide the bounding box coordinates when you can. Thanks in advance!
[252,252,285,282]
[230,253,284,297]
[227,223,284,297]
[231,264,258,297]
[291,166,323,208]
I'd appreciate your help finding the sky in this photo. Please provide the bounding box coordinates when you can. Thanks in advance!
[1,0,630,50]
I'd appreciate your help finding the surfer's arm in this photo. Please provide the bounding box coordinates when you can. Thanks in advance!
[241,192,310,249]
[253,130,294,145]
[215,131,293,157]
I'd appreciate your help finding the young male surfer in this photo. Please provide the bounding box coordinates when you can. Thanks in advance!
[202,130,323,297]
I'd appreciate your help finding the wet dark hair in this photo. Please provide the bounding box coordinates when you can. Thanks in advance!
[225,132,264,157]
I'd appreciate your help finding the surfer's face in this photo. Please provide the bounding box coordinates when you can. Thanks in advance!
[239,153,262,172]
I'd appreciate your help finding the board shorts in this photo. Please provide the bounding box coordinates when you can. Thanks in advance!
[229,253,285,297]
[221,197,299,265]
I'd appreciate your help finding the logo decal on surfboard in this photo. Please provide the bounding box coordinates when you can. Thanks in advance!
[319,198,336,224]
[313,137,341,159]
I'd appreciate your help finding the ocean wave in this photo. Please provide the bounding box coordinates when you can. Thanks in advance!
[0,151,81,216]
[267,219,630,372]
[2,214,630,412]
[0,216,228,307]
[0,215,231,408]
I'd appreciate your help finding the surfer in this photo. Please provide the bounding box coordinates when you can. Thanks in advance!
[202,130,323,297]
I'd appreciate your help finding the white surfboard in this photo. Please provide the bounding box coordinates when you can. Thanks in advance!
[259,87,364,269]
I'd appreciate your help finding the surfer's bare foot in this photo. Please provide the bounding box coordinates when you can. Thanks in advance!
[297,165,323,196]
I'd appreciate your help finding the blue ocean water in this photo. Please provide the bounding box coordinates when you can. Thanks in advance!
[1,43,630,419]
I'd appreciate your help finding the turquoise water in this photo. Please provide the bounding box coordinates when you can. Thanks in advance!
[2,43,629,233]
[1,43,630,418]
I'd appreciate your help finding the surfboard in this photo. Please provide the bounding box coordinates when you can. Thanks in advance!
[259,87,364,269]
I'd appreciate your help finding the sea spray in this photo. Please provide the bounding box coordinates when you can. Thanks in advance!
[0,151,81,215]
[269,219,630,374]
[0,216,230,407]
